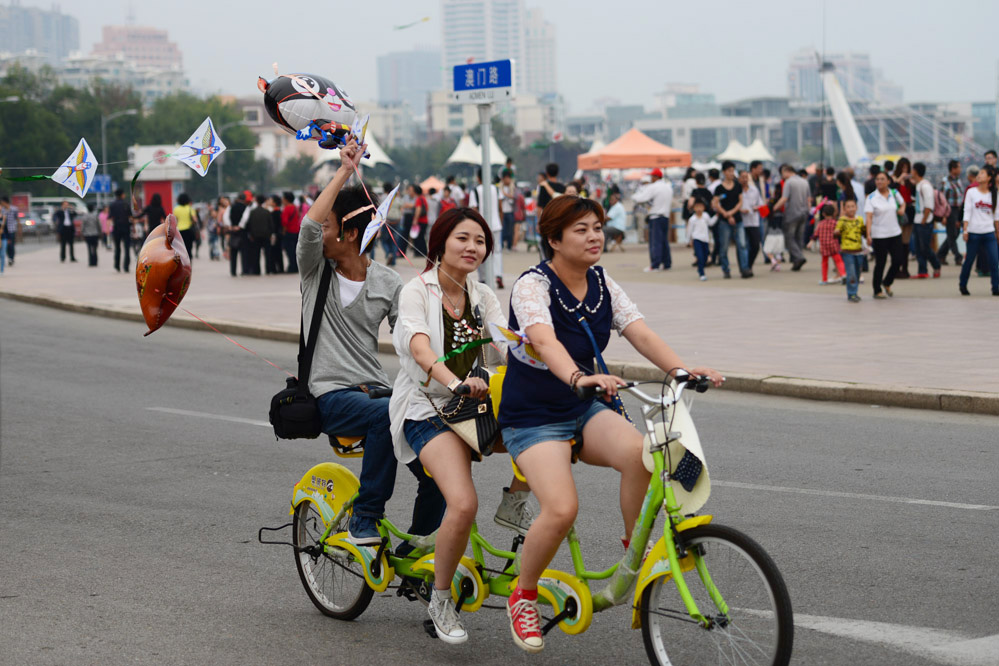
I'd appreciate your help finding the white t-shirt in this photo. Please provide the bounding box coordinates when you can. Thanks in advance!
[963,188,999,234]
[914,179,935,224]
[468,183,502,231]
[865,189,905,239]
[336,273,365,308]
[742,185,763,228]
[686,212,713,243]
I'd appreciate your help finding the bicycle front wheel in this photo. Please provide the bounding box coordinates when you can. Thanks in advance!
[640,523,793,666]
[292,498,373,620]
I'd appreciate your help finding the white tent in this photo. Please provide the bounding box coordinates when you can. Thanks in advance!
[361,132,394,168]
[486,136,507,166]
[743,138,775,163]
[716,140,749,162]
[446,133,482,165]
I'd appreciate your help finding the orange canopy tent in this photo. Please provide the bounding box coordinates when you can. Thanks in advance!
[420,175,445,192]
[577,128,692,170]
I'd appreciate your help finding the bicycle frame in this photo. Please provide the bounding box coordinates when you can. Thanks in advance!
[306,376,730,630]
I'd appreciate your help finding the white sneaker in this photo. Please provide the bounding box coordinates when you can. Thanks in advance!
[428,589,467,644]
[642,266,659,273]
[494,487,534,536]
[699,275,707,281]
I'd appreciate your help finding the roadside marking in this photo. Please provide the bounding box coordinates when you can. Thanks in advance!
[789,612,999,666]
[146,406,997,512]
[146,407,271,428]
[713,480,997,511]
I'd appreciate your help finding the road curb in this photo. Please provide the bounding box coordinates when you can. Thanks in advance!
[5,290,998,417]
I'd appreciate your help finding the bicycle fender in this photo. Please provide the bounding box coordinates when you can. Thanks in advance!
[513,569,593,635]
[289,462,359,525]
[630,517,712,630]
[326,533,394,593]
[411,554,488,612]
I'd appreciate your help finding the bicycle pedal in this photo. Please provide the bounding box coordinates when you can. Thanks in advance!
[422,619,438,639]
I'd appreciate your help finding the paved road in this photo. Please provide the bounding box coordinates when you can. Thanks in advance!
[2,301,997,665]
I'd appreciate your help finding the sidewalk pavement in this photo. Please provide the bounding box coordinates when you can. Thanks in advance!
[3,237,998,415]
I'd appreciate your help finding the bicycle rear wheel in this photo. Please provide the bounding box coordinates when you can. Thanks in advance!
[640,523,793,666]
[292,498,373,620]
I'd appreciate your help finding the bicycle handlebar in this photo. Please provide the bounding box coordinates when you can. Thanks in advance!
[573,373,711,400]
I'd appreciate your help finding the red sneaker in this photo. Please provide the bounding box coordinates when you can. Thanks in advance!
[911,273,929,279]
[507,589,544,653]
[932,270,941,278]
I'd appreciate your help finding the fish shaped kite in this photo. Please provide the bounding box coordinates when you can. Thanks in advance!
[488,323,548,370]
[51,138,98,198]
[173,117,226,177]
[359,184,400,254]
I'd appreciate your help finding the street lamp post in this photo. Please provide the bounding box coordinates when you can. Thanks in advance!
[100,108,138,207]
[215,121,247,198]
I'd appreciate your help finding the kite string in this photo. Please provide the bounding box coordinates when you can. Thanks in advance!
[156,289,296,378]
[0,149,257,172]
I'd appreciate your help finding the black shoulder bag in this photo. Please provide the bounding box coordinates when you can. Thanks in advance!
[269,262,333,439]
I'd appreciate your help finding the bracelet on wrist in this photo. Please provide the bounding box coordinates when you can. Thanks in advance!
[569,370,584,391]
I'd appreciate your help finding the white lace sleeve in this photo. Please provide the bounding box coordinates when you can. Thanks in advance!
[511,272,552,329]
[605,273,644,334]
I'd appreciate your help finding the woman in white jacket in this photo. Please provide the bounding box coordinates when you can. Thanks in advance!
[389,206,507,644]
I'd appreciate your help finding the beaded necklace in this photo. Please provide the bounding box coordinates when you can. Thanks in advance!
[542,264,605,316]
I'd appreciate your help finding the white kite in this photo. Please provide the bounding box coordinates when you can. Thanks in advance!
[174,117,226,177]
[488,323,548,370]
[51,138,98,198]
[358,184,400,255]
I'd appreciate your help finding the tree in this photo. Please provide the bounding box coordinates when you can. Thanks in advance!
[274,155,316,188]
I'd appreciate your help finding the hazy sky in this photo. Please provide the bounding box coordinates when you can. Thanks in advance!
[16,0,999,112]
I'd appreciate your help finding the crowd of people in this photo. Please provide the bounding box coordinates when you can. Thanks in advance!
[655,151,999,299]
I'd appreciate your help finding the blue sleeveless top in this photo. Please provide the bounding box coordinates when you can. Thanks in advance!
[498,262,613,429]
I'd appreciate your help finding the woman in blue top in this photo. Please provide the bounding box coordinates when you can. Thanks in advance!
[497,195,723,654]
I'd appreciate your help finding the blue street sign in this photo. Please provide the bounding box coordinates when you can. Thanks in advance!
[452,59,515,104]
[92,174,112,194]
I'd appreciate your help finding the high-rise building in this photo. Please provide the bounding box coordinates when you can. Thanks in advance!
[0,2,79,63]
[523,8,556,96]
[376,48,441,116]
[91,25,183,70]
[787,48,902,106]
[440,0,525,92]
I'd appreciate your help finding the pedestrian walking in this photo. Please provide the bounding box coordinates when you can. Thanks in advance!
[409,184,429,258]
[281,191,300,273]
[603,188,626,252]
[810,204,846,285]
[910,162,941,279]
[245,195,272,275]
[81,203,101,267]
[269,194,285,273]
[172,193,199,260]
[891,158,914,279]
[865,172,906,299]
[712,161,750,278]
[633,168,674,272]
[763,212,785,270]
[0,196,18,268]
[98,204,111,249]
[500,169,517,250]
[54,200,78,263]
[140,193,166,238]
[958,165,999,296]
[835,199,866,302]
[226,192,249,277]
[739,169,763,271]
[771,164,811,271]
[687,198,714,281]
[382,181,403,265]
[937,160,964,266]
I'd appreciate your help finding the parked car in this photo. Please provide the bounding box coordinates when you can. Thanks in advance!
[20,208,53,236]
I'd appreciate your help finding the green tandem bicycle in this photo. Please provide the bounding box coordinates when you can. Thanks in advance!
[261,372,794,665]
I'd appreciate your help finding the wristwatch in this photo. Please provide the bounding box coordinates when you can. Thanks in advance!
[447,378,463,393]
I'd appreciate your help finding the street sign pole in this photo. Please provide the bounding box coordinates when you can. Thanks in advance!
[452,58,514,289]
[478,103,494,287]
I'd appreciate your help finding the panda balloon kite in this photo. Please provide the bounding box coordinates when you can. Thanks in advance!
[257,70,369,151]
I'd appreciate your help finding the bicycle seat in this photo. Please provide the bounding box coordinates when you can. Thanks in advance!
[329,434,364,458]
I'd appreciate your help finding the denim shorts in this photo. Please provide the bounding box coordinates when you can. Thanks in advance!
[501,400,609,462]
[404,416,451,459]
